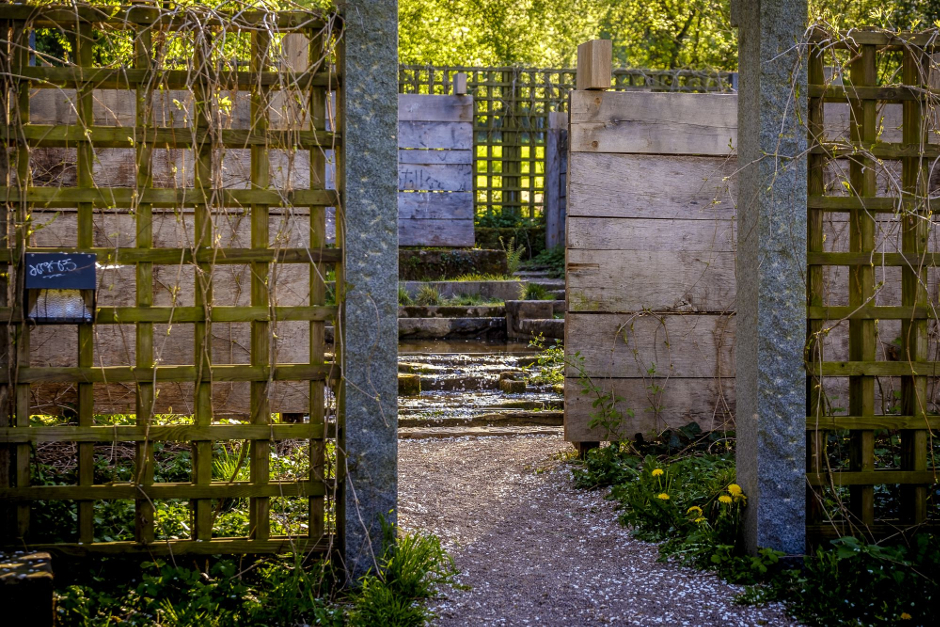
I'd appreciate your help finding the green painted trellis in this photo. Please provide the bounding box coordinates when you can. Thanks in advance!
[0,4,343,555]
[805,28,940,540]
[398,65,735,222]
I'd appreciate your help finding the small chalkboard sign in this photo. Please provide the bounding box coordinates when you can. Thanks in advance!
[24,253,97,290]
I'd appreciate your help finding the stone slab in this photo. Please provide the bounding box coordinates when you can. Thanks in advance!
[401,280,525,301]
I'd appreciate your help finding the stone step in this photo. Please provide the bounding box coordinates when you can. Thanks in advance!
[398,398,563,413]
[399,305,506,318]
[400,280,524,302]
[398,425,564,439]
[524,278,565,289]
[398,410,563,429]
[398,317,505,340]
[514,270,553,278]
[518,318,564,340]
[400,248,508,281]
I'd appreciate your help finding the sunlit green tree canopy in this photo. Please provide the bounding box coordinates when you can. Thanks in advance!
[399,0,940,69]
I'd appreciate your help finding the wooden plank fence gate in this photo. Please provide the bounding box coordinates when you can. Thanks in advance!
[0,3,360,557]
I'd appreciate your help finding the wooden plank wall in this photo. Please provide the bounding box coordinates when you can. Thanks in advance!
[544,111,568,249]
[398,93,474,247]
[565,90,738,441]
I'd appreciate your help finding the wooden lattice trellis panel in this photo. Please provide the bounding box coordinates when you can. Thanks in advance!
[0,5,342,556]
[806,29,940,541]
[398,65,735,222]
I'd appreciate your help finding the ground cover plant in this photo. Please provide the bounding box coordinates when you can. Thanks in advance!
[525,336,564,387]
[526,245,565,279]
[53,520,456,627]
[573,433,940,626]
[25,411,455,626]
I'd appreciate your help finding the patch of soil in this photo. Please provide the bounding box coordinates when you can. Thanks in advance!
[398,435,798,627]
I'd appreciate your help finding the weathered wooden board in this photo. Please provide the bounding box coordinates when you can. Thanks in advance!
[545,111,568,249]
[567,217,735,252]
[564,377,735,441]
[400,218,475,248]
[398,120,473,150]
[398,163,473,192]
[398,149,473,166]
[399,93,473,122]
[396,95,474,246]
[567,153,737,219]
[398,192,473,220]
[565,313,735,380]
[569,91,738,156]
[567,249,737,313]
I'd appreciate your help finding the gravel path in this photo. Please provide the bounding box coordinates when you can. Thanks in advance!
[398,434,798,627]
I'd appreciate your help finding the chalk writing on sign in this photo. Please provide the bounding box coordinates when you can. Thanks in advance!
[24,253,97,290]
[28,257,78,279]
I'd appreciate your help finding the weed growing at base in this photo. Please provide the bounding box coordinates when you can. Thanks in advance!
[573,441,940,626]
[55,519,457,627]
[525,335,564,386]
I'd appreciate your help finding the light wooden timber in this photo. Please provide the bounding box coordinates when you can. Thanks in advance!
[564,313,735,379]
[567,153,737,219]
[567,248,736,313]
[569,91,737,156]
[399,94,473,122]
[398,192,473,220]
[576,40,612,91]
[400,218,475,248]
[398,120,473,150]
[564,377,734,441]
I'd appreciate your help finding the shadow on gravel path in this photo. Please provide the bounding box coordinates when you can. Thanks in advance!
[398,435,799,627]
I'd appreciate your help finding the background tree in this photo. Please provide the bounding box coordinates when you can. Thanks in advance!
[399,0,940,69]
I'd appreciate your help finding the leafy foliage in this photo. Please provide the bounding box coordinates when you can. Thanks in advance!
[573,442,940,624]
[748,534,940,626]
[522,282,551,301]
[499,236,527,275]
[414,284,442,306]
[348,518,460,627]
[528,245,565,279]
[400,1,940,69]
[56,557,343,627]
[525,335,563,386]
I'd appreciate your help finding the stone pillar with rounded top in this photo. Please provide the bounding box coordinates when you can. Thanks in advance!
[339,0,399,582]
[730,0,808,556]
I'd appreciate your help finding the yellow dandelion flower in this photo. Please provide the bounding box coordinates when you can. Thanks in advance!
[651,468,664,477]
[694,517,706,524]
[686,506,703,516]
[900,613,912,620]
[718,495,733,505]
[728,484,743,496]
[657,493,670,501]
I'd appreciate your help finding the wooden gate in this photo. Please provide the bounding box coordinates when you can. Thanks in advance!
[0,4,342,555]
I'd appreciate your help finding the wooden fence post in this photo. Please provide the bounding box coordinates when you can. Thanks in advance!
[577,40,612,91]
[502,69,521,220]
[453,72,467,96]
[544,111,568,250]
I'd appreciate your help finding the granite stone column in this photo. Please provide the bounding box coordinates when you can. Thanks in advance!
[731,0,808,555]
[338,0,399,581]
